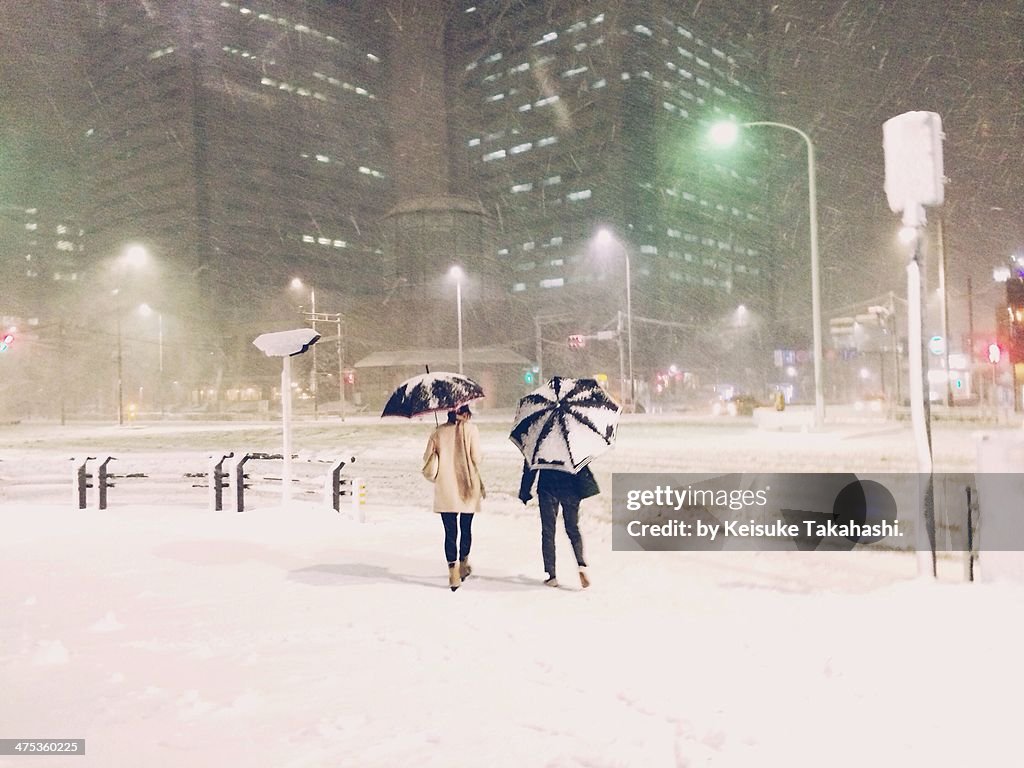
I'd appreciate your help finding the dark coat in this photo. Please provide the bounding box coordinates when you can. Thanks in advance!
[518,463,600,504]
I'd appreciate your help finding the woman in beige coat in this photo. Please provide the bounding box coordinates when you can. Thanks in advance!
[422,404,484,591]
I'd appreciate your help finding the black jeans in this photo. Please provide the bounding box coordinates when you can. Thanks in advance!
[538,491,587,577]
[440,512,474,564]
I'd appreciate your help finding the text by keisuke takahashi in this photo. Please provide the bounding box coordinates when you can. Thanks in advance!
[611,472,1024,552]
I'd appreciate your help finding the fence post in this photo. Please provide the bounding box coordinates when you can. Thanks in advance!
[352,477,366,522]
[234,454,252,512]
[73,457,95,510]
[208,453,233,511]
[97,456,116,510]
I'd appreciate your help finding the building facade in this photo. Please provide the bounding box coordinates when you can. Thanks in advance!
[72,0,393,403]
[447,0,776,397]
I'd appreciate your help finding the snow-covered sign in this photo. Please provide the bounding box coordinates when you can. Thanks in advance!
[252,328,320,357]
[882,111,944,214]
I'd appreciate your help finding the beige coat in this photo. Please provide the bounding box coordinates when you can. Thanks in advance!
[423,421,483,513]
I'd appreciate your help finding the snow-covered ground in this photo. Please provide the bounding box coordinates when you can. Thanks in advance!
[1,415,1021,767]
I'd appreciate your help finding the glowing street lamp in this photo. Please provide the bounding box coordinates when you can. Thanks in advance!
[710,119,824,427]
[114,245,149,425]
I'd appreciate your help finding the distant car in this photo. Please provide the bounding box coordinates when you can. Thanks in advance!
[854,393,886,413]
[711,394,761,416]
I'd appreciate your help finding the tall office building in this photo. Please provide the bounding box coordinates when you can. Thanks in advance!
[447,0,775,389]
[72,0,392,395]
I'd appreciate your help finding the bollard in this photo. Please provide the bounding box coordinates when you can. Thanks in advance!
[208,453,234,511]
[233,454,252,513]
[328,456,356,512]
[73,457,96,510]
[351,477,367,522]
[97,456,116,510]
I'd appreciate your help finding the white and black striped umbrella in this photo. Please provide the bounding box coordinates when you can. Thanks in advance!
[510,377,621,473]
[381,372,484,418]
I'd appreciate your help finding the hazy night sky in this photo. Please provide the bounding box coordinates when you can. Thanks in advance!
[2,1,1021,338]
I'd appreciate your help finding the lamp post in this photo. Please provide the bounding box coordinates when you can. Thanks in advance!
[114,244,149,425]
[595,228,634,409]
[449,266,465,374]
[710,120,825,427]
[290,278,319,419]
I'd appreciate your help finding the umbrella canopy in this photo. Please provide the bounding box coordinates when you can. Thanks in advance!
[381,372,485,418]
[510,377,621,473]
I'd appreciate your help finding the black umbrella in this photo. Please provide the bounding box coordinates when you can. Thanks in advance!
[381,372,485,418]
[510,376,621,472]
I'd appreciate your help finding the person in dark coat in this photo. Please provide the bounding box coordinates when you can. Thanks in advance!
[518,462,600,588]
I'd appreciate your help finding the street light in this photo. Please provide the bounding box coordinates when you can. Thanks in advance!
[594,227,634,409]
[449,266,465,374]
[710,119,825,427]
[289,278,319,419]
[114,244,149,425]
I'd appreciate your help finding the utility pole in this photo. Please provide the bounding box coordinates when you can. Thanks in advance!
[937,214,953,406]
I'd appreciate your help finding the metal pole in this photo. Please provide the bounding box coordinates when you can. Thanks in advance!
[743,122,825,427]
[535,316,543,383]
[456,280,464,375]
[116,293,124,426]
[157,312,164,417]
[310,288,318,421]
[282,355,293,504]
[938,215,953,406]
[617,310,626,405]
[337,314,346,421]
[625,250,634,410]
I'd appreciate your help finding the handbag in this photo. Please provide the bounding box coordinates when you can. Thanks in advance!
[422,451,439,482]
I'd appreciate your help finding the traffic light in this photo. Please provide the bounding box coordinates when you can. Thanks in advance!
[0,332,13,353]
[568,334,585,349]
[989,343,1001,364]
[883,111,944,212]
